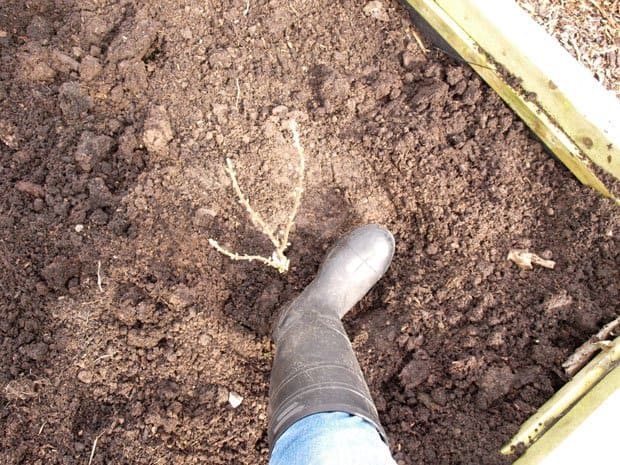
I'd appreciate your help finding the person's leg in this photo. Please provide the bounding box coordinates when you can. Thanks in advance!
[270,412,396,465]
[268,225,396,464]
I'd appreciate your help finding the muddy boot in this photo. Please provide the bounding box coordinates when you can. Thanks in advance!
[269,224,395,448]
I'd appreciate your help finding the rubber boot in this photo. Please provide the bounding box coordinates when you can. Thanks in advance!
[268,224,395,448]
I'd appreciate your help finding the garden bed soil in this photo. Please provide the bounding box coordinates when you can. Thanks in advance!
[1,1,618,464]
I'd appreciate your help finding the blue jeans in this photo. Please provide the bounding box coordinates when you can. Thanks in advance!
[270,412,397,465]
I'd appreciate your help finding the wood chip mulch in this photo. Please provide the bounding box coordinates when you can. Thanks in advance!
[516,0,619,97]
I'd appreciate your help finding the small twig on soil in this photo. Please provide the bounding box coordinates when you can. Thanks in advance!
[94,353,114,363]
[208,120,306,273]
[410,28,429,56]
[288,1,300,16]
[243,0,250,16]
[96,261,104,293]
[563,315,620,377]
[88,433,103,465]
[568,35,583,64]
[235,78,241,111]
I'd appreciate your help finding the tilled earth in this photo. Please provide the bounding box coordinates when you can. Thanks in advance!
[1,1,618,464]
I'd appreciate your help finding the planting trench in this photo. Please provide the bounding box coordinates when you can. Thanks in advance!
[0,1,618,464]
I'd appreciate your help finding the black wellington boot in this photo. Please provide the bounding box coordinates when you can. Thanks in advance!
[268,224,395,449]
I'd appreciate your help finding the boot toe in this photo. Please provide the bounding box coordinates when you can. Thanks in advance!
[314,224,395,317]
[342,224,395,276]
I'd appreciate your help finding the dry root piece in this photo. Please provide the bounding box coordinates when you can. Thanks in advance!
[507,249,556,270]
[563,316,620,377]
[208,120,305,273]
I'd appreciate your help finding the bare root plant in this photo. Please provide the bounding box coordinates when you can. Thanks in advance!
[208,120,306,273]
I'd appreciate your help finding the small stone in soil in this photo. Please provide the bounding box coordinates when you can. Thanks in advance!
[198,333,213,346]
[228,391,243,408]
[77,370,94,384]
[193,207,216,226]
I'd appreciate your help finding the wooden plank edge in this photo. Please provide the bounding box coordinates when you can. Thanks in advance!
[501,336,620,456]
[512,362,620,465]
[401,0,619,204]
[436,0,620,182]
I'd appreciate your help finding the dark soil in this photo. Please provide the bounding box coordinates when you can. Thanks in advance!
[1,1,618,465]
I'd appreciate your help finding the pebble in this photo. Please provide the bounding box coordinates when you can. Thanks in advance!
[228,391,243,408]
[167,285,194,310]
[77,370,93,384]
[75,224,84,232]
[181,27,193,40]
[425,243,439,256]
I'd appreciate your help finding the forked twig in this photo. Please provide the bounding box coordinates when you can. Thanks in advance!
[209,120,306,273]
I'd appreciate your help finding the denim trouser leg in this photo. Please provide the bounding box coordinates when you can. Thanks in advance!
[270,412,397,465]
